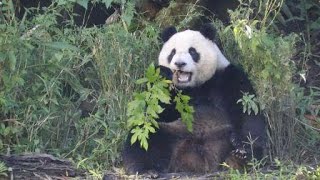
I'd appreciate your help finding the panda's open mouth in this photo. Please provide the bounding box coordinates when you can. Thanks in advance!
[174,70,192,83]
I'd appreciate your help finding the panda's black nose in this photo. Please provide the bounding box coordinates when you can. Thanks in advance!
[175,61,186,68]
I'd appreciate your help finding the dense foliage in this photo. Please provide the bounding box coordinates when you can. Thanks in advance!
[0,0,158,175]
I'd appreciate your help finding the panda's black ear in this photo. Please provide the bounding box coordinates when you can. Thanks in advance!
[161,26,177,43]
[199,24,216,41]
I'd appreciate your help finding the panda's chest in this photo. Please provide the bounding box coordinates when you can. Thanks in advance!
[189,89,226,110]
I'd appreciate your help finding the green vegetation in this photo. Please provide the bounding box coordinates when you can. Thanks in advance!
[221,160,320,179]
[0,0,319,178]
[127,64,194,150]
[232,0,319,162]
[225,0,298,160]
[127,64,172,150]
[0,0,158,175]
[214,0,320,165]
[173,90,195,132]
[237,93,260,115]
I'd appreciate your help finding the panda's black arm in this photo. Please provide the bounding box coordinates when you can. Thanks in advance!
[223,65,267,160]
[220,65,255,128]
[223,65,255,107]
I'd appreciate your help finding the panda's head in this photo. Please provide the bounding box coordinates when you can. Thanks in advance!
[158,24,230,88]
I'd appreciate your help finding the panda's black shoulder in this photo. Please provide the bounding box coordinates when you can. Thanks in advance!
[215,64,255,95]
[217,64,246,78]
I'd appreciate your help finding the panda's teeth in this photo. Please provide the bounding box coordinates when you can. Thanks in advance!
[178,75,189,82]
[177,72,191,82]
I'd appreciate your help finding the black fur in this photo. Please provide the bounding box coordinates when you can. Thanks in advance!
[189,47,200,62]
[167,48,176,63]
[199,23,217,41]
[161,26,177,42]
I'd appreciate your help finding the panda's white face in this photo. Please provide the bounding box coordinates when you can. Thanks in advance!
[158,29,229,88]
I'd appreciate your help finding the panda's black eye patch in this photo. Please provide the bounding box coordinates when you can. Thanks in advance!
[167,48,176,63]
[189,47,200,62]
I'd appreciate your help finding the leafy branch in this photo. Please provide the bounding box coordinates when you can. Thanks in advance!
[174,91,194,132]
[127,64,194,150]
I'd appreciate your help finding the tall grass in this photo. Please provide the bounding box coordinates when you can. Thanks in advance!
[0,0,160,173]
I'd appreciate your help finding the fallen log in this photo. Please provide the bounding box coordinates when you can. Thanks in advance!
[0,153,85,180]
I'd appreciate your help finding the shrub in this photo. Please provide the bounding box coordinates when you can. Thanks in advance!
[216,0,298,160]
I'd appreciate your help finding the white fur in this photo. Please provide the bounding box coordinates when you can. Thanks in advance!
[213,44,230,69]
[158,29,230,87]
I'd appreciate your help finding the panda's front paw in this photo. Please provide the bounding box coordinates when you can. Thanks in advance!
[158,65,173,80]
[231,148,248,160]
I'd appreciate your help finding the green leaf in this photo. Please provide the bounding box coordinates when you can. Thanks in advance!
[147,126,156,133]
[136,78,148,84]
[247,107,252,115]
[150,118,159,129]
[121,2,135,27]
[141,136,149,151]
[162,79,172,84]
[130,132,138,145]
[181,94,191,102]
[251,101,259,115]
[243,105,247,114]
[102,0,114,8]
[76,0,89,9]
[174,91,194,132]
[146,106,159,119]
[127,99,145,116]
[310,18,320,31]
[146,63,155,77]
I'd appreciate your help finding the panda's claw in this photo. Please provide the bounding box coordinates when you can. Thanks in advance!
[143,170,159,179]
[231,148,248,160]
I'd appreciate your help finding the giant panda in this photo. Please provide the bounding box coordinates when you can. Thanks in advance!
[122,24,266,177]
